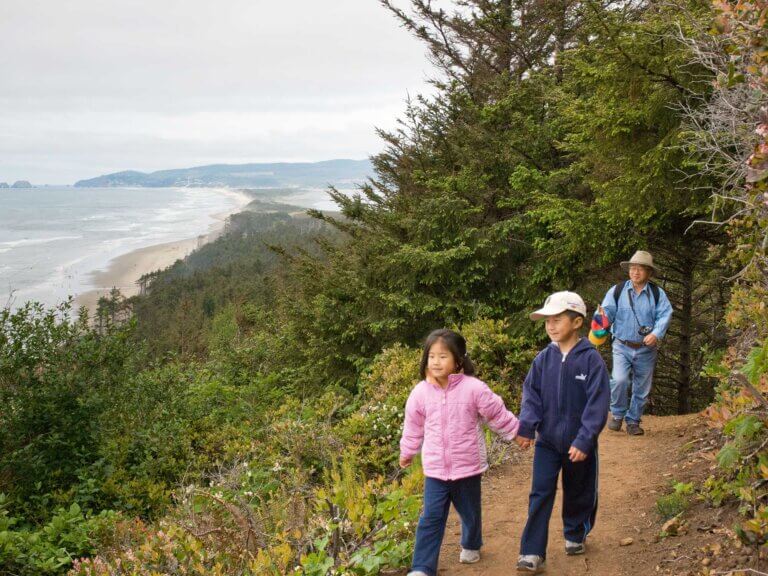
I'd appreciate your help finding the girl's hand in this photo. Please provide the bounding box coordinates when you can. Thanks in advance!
[399,455,412,468]
[568,446,587,462]
[515,436,532,450]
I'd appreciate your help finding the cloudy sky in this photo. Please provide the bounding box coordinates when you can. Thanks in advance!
[0,1,432,184]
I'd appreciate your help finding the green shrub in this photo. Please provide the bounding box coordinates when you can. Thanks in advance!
[656,482,694,520]
[0,496,116,576]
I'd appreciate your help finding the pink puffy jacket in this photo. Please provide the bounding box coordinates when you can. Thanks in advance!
[399,373,520,481]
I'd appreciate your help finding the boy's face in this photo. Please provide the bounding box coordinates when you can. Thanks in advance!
[427,339,457,379]
[545,312,583,343]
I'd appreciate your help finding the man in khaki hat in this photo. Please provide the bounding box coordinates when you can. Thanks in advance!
[598,251,673,436]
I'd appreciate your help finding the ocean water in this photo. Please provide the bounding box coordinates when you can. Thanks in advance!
[0,186,246,309]
[273,188,341,212]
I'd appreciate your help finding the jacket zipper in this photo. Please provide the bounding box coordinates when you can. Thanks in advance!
[559,353,567,450]
[442,387,450,479]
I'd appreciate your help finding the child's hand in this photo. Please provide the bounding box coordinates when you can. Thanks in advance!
[515,436,532,450]
[399,455,412,468]
[568,446,587,462]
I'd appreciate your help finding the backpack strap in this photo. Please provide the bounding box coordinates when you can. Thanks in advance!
[614,281,660,307]
[612,283,623,307]
[648,281,660,306]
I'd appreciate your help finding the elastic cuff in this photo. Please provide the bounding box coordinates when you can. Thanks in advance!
[501,430,518,442]
[571,437,592,454]
[518,422,536,439]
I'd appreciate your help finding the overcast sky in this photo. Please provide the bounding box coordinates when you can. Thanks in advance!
[0,0,432,184]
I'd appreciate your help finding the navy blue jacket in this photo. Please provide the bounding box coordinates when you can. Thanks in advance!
[518,338,610,454]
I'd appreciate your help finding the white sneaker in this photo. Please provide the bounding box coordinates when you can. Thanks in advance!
[460,548,480,563]
[565,539,585,555]
[517,554,545,572]
[407,572,430,576]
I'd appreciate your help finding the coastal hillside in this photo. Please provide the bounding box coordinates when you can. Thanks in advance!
[73,159,373,188]
[1,0,766,574]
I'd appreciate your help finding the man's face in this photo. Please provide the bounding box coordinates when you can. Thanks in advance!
[629,264,652,285]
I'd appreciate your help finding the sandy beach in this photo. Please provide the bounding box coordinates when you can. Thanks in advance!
[75,189,251,313]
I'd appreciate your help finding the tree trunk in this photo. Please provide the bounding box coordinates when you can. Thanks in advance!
[676,251,694,414]
[551,0,569,84]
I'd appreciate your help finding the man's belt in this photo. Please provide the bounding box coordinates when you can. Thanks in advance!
[617,339,645,349]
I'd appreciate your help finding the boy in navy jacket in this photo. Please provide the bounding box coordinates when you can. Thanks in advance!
[514,291,610,573]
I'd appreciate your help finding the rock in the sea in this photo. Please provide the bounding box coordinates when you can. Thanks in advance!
[11,180,32,188]
[0,182,9,188]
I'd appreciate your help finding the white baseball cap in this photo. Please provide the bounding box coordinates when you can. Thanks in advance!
[530,291,587,320]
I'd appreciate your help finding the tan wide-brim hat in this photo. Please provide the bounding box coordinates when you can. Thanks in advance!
[620,250,659,273]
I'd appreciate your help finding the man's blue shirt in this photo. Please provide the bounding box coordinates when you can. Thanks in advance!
[600,280,673,342]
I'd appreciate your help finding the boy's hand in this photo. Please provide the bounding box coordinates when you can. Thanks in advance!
[399,455,412,468]
[515,436,532,450]
[568,446,587,462]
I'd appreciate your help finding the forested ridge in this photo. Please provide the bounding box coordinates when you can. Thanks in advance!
[1,0,766,574]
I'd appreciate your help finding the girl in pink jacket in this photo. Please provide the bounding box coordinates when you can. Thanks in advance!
[399,329,520,576]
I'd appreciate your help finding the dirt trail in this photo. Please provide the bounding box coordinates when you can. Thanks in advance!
[436,414,697,575]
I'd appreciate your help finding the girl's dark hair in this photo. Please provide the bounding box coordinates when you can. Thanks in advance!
[419,329,476,379]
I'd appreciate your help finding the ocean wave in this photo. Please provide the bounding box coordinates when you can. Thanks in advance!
[82,213,116,221]
[0,235,83,249]
[2,186,242,309]
[87,223,142,233]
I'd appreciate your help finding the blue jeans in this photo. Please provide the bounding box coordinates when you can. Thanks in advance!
[411,474,482,576]
[519,441,599,558]
[610,341,658,424]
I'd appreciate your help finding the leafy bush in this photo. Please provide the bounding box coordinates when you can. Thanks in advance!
[656,482,695,520]
[702,339,768,547]
[461,318,537,410]
[0,496,116,576]
[0,302,143,520]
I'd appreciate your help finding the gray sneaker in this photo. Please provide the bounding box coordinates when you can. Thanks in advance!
[460,548,480,563]
[565,540,585,555]
[517,554,545,572]
[626,422,645,436]
[607,417,623,432]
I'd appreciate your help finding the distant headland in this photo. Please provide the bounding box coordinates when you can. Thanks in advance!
[74,159,373,188]
[0,180,33,188]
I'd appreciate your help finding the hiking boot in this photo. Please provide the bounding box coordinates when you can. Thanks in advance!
[460,548,480,564]
[626,422,645,436]
[607,417,623,432]
[565,540,585,555]
[517,555,545,572]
